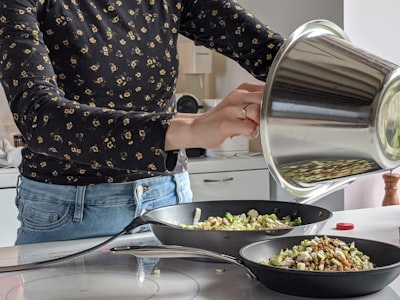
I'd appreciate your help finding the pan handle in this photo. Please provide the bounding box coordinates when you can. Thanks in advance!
[292,178,355,205]
[111,245,257,279]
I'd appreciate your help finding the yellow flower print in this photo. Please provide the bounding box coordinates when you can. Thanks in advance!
[92,119,101,127]
[70,57,78,65]
[124,131,132,139]
[90,63,100,71]
[139,130,146,139]
[110,63,118,72]
[105,137,116,149]
[91,161,101,169]
[70,147,82,154]
[53,134,63,142]
[90,145,99,152]
[106,160,114,168]
[122,118,130,126]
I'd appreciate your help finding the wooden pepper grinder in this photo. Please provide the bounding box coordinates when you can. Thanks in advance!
[382,172,400,206]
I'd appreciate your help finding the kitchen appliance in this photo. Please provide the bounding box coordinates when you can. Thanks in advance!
[117,235,400,298]
[175,93,205,157]
[176,93,202,114]
[260,19,400,200]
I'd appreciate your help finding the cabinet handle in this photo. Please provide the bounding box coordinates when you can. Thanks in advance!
[203,177,234,183]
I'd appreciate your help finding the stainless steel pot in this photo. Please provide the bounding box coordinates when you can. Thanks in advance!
[261,19,400,199]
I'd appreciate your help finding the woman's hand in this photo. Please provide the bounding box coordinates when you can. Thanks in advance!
[165,82,264,151]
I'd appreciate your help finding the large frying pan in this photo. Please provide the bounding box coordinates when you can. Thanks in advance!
[129,200,332,257]
[112,235,400,298]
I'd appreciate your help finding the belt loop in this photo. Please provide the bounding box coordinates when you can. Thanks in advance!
[15,175,21,197]
[73,185,87,222]
[173,173,182,203]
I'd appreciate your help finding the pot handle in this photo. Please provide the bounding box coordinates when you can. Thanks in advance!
[292,178,356,205]
[111,245,257,279]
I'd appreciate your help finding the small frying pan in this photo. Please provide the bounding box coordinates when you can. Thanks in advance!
[111,235,400,298]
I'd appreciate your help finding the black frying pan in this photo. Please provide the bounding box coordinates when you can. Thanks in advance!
[127,200,332,257]
[0,200,331,272]
[111,235,400,298]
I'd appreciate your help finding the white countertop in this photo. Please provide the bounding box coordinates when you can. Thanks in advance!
[0,205,399,299]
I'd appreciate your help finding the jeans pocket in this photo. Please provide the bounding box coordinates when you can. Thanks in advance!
[18,197,73,231]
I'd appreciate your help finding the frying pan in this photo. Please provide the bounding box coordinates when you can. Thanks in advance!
[0,199,331,272]
[129,200,332,257]
[111,235,400,298]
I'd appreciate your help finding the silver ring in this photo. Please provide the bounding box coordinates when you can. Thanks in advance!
[241,104,250,119]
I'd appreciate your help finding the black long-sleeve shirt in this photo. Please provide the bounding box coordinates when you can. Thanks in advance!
[0,0,284,185]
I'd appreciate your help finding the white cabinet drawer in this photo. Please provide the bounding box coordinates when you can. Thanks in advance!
[0,188,19,247]
[189,169,269,201]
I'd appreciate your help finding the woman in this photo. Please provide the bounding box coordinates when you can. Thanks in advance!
[0,0,284,244]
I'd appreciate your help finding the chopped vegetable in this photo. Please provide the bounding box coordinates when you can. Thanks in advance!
[179,208,302,231]
[261,236,375,271]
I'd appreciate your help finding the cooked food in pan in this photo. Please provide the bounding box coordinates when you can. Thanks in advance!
[179,208,302,231]
[281,159,379,183]
[262,235,375,271]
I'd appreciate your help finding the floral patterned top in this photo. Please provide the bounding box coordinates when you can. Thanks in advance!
[0,0,283,185]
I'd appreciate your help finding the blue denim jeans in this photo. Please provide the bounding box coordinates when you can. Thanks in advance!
[15,172,192,245]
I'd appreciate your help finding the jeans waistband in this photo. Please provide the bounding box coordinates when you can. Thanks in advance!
[17,172,191,206]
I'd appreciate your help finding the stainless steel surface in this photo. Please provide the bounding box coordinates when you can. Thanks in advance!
[111,244,257,279]
[260,19,400,199]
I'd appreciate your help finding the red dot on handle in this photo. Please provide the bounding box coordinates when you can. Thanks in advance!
[336,222,354,230]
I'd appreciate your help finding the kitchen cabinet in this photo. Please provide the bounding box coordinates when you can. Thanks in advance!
[188,155,345,211]
[0,168,19,247]
[0,188,18,247]
[188,155,269,201]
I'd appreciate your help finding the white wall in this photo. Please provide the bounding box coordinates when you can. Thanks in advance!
[212,0,344,98]
[0,86,18,142]
[343,0,400,209]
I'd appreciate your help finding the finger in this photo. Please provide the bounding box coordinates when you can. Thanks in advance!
[239,103,261,125]
[237,82,265,92]
[233,119,259,139]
